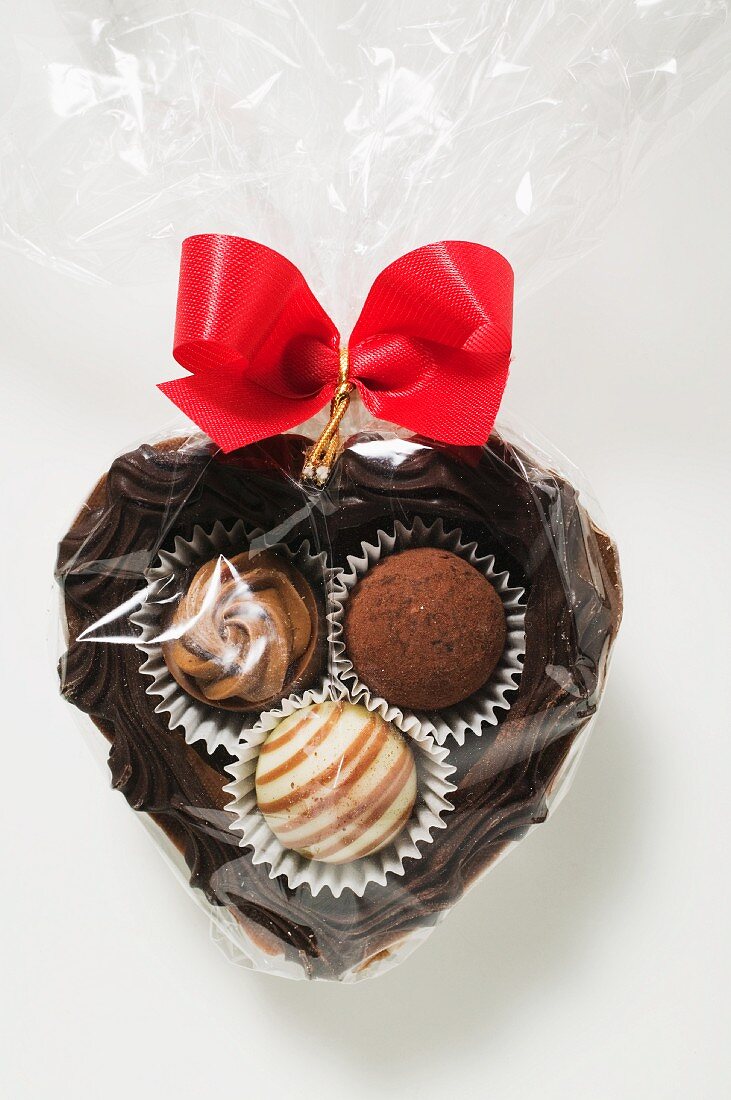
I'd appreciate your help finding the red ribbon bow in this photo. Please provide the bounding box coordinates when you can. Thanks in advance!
[160,235,513,452]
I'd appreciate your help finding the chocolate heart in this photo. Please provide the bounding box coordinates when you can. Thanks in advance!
[56,429,621,980]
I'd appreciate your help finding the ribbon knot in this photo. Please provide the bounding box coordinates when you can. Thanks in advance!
[301,347,354,485]
[159,235,514,462]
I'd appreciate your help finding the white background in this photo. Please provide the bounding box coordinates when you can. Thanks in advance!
[1,62,730,1100]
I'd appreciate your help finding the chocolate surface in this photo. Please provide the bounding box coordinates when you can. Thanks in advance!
[345,547,507,710]
[163,549,319,710]
[57,429,622,979]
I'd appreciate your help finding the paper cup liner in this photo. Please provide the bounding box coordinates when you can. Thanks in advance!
[131,520,332,757]
[223,697,457,898]
[329,517,526,746]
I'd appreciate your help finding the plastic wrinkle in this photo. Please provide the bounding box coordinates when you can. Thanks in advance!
[1,1,729,300]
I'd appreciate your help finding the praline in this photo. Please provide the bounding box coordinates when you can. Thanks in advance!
[344,546,507,710]
[163,549,320,711]
[255,701,417,864]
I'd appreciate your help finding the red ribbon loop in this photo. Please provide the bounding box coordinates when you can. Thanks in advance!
[160,235,513,452]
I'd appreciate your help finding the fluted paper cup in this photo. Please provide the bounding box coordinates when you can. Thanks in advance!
[223,698,456,898]
[131,520,331,756]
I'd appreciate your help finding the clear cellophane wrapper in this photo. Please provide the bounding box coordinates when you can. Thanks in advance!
[12,1,727,980]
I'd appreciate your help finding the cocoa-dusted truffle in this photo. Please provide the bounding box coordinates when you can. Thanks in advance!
[344,547,507,711]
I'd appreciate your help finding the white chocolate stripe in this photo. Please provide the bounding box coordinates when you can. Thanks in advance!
[270,721,388,838]
[256,702,345,776]
[287,740,413,854]
[256,713,380,815]
[323,785,417,864]
[256,703,344,786]
[272,768,389,850]
[304,746,416,860]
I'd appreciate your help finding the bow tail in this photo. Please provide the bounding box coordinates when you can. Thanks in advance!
[358,369,509,447]
[159,371,330,452]
[352,336,511,447]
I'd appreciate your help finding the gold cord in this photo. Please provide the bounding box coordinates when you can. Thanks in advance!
[302,346,354,486]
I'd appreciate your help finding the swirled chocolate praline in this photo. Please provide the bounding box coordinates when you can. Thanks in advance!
[162,550,321,711]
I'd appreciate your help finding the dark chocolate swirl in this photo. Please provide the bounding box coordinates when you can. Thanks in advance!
[57,430,622,979]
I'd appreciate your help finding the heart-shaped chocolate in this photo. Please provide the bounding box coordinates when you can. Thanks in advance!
[56,429,621,980]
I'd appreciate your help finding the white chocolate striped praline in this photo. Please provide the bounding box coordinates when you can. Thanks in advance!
[254,701,417,865]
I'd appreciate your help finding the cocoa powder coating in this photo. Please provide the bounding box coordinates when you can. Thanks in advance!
[344,547,507,710]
